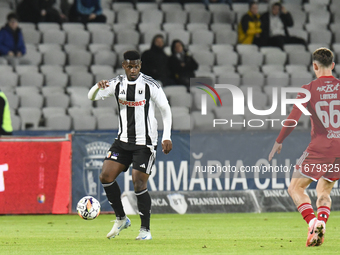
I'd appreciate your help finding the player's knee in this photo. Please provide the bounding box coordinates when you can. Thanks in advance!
[287,183,296,197]
[99,171,111,183]
[133,179,147,191]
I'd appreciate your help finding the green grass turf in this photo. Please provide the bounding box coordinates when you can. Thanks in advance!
[1,212,340,255]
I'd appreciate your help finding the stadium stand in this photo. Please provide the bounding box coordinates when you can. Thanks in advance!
[1,0,340,131]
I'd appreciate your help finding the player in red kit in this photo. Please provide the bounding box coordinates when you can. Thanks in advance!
[269,48,340,247]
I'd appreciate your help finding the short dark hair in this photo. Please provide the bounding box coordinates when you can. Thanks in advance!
[7,12,18,22]
[313,48,334,68]
[249,1,258,9]
[123,50,140,61]
[272,2,281,8]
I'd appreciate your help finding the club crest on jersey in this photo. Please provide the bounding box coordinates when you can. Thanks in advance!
[139,90,143,94]
[317,83,340,93]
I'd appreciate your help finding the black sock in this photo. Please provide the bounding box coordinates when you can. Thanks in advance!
[135,189,151,231]
[102,181,126,220]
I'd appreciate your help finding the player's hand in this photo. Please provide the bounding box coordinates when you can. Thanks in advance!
[89,14,96,20]
[162,140,172,155]
[8,51,14,57]
[281,6,287,14]
[97,80,109,89]
[268,141,282,161]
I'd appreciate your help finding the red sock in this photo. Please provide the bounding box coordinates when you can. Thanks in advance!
[317,206,330,223]
[298,203,316,224]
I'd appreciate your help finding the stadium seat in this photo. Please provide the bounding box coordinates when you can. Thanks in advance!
[305,23,327,32]
[65,65,88,74]
[68,107,92,118]
[0,72,18,88]
[15,65,39,75]
[285,64,308,74]
[213,65,235,75]
[264,51,287,65]
[290,72,313,86]
[164,10,187,24]
[283,44,306,53]
[163,23,185,33]
[242,71,265,87]
[139,23,161,34]
[41,87,65,96]
[184,3,206,11]
[116,30,140,45]
[6,93,19,110]
[42,30,66,44]
[212,10,235,24]
[136,2,158,11]
[102,9,115,24]
[93,51,117,66]
[67,30,90,46]
[19,72,44,87]
[309,30,332,44]
[191,30,214,46]
[90,65,114,75]
[304,3,327,12]
[0,57,8,66]
[172,114,191,131]
[38,43,62,53]
[91,30,114,45]
[191,111,215,131]
[236,44,259,54]
[45,115,71,130]
[96,98,117,108]
[20,94,44,108]
[287,28,308,42]
[22,29,41,44]
[45,94,70,108]
[89,44,111,54]
[266,72,290,87]
[262,65,284,75]
[10,114,21,131]
[63,44,87,54]
[188,44,210,53]
[112,23,136,32]
[195,71,216,83]
[168,30,190,46]
[188,10,211,24]
[210,23,233,33]
[160,3,182,12]
[215,30,237,45]
[16,86,40,96]
[69,72,93,88]
[37,22,60,32]
[96,114,119,130]
[116,9,139,24]
[18,107,41,130]
[163,85,187,97]
[169,93,192,108]
[186,23,208,33]
[240,52,263,66]
[217,72,241,86]
[308,43,329,53]
[288,51,311,65]
[20,22,36,31]
[45,72,68,87]
[141,9,163,24]
[216,50,238,65]
[138,44,149,54]
[73,115,96,130]
[68,50,92,66]
[87,23,112,32]
[20,50,42,65]
[70,93,93,108]
[62,23,85,32]
[237,65,260,75]
[92,107,116,117]
[112,2,134,11]
[211,44,234,54]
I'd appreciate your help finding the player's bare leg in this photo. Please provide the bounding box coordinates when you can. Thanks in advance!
[287,170,320,246]
[313,178,335,246]
[100,160,131,239]
[132,169,152,240]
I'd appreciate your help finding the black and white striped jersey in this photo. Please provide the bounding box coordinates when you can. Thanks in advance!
[95,72,169,146]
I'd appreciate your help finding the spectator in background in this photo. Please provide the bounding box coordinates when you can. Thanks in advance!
[237,1,263,46]
[17,0,63,24]
[0,89,13,136]
[141,34,172,86]
[260,2,306,50]
[0,13,26,66]
[168,39,198,90]
[69,0,106,23]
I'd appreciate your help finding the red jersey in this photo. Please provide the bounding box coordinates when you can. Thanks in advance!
[276,76,340,157]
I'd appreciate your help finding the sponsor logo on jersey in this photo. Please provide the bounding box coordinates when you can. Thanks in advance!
[317,83,340,93]
[327,130,340,139]
[120,90,125,94]
[118,98,146,107]
[320,93,337,100]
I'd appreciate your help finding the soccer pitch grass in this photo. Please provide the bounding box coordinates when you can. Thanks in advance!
[1,212,340,255]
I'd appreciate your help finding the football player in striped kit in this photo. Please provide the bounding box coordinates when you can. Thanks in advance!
[88,50,172,240]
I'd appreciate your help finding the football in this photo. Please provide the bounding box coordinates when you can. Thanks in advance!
[76,196,101,220]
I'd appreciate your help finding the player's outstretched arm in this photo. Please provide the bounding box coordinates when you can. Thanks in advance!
[88,80,110,101]
[268,141,282,161]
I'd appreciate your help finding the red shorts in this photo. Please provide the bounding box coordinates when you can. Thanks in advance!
[295,151,340,182]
